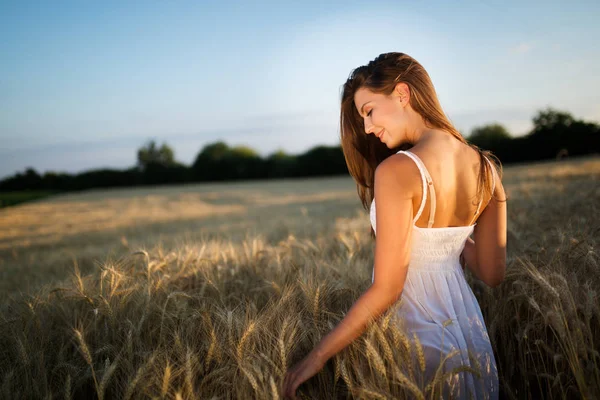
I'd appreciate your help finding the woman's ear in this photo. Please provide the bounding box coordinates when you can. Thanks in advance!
[394,82,410,103]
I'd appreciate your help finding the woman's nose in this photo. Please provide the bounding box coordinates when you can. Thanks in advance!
[364,119,374,134]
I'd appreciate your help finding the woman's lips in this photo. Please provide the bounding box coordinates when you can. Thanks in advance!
[376,129,384,138]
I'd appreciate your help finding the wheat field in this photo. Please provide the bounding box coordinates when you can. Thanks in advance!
[0,156,599,399]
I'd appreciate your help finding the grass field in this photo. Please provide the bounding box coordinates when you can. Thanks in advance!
[0,155,599,398]
[0,190,58,209]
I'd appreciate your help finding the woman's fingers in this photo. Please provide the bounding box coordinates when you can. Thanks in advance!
[283,371,295,398]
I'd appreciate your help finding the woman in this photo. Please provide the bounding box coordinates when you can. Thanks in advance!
[283,52,507,399]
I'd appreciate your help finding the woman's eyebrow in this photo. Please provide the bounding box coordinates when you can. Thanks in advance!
[360,101,372,116]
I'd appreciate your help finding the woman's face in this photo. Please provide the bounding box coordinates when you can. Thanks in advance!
[353,83,411,148]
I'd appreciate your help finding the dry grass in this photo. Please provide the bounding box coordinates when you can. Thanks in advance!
[0,177,358,299]
[0,155,599,399]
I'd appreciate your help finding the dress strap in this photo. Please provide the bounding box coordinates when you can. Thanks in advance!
[397,150,436,227]
[470,156,497,225]
[488,157,497,194]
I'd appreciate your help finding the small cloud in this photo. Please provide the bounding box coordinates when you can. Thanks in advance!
[509,42,533,54]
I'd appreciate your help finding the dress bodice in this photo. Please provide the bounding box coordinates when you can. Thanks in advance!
[370,200,475,267]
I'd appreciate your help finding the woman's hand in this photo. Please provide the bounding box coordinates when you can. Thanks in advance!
[282,350,326,399]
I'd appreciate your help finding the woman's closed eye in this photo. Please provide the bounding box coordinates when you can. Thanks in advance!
[367,110,373,117]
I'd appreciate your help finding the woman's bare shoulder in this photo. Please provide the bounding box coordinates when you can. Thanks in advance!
[376,151,422,186]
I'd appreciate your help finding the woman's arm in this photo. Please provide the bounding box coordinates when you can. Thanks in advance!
[462,176,508,287]
[461,236,476,271]
[283,154,419,397]
[314,285,402,361]
[314,154,417,362]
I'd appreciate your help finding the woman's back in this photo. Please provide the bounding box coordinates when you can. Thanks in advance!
[408,133,502,229]
[385,132,507,288]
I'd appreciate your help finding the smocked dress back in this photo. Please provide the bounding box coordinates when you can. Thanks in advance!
[370,149,499,399]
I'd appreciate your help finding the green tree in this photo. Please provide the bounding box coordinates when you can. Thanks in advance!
[137,140,176,170]
[227,145,264,179]
[296,145,347,176]
[195,141,229,162]
[468,123,512,150]
[528,107,598,160]
[229,145,259,158]
[532,107,576,133]
[192,141,229,180]
[265,149,296,178]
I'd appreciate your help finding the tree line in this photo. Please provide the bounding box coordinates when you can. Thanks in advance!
[1,107,598,193]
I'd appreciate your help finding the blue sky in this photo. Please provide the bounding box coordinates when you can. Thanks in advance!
[1,0,599,179]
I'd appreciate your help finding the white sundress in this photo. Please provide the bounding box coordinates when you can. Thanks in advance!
[370,150,499,399]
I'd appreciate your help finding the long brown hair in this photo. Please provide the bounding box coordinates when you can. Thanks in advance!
[339,52,504,217]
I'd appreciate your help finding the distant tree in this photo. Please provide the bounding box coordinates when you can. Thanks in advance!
[268,149,290,159]
[41,171,72,191]
[195,141,229,162]
[532,107,575,133]
[295,145,348,177]
[229,145,259,158]
[15,168,43,190]
[226,145,265,179]
[468,123,512,150]
[192,141,230,181]
[137,140,176,170]
[528,107,598,159]
[23,167,42,189]
[192,142,267,181]
[0,167,43,191]
[71,168,140,190]
[266,149,296,178]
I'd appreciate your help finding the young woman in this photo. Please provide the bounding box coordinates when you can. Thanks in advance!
[283,52,507,399]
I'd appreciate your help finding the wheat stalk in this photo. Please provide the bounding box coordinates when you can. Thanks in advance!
[374,324,395,365]
[339,357,354,392]
[412,332,426,374]
[390,363,425,400]
[364,337,387,378]
[357,387,388,400]
[269,375,280,400]
[73,328,99,395]
[424,348,461,396]
[240,366,259,392]
[278,317,289,369]
[333,356,341,386]
[237,320,256,362]
[185,346,196,397]
[98,355,120,400]
[161,360,172,398]
[205,326,217,373]
[123,354,156,400]
[313,284,321,323]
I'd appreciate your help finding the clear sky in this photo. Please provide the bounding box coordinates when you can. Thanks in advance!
[1,0,598,179]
